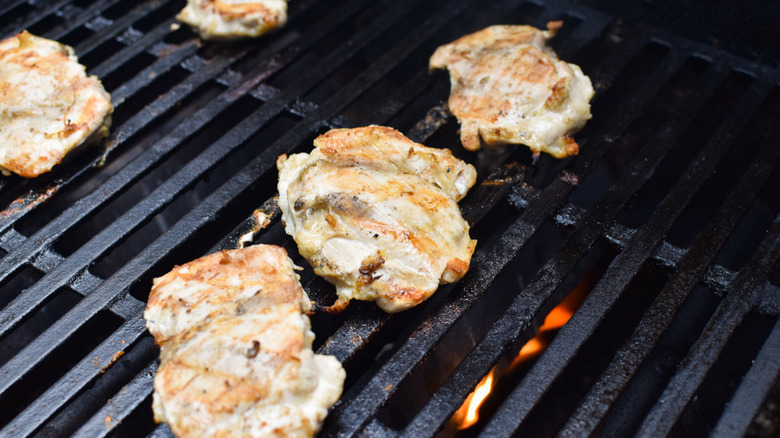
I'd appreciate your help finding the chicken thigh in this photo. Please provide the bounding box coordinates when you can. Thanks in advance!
[430,22,594,158]
[145,245,344,438]
[277,125,477,313]
[0,31,112,177]
[177,0,287,40]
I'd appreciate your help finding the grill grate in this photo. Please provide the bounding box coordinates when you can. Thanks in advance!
[0,0,779,437]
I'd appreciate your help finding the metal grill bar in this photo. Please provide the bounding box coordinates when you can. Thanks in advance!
[636,216,780,436]
[362,71,439,135]
[547,202,765,297]
[88,15,181,80]
[74,361,158,438]
[405,59,733,437]
[0,228,142,320]
[148,425,174,438]
[43,0,138,42]
[0,0,33,20]
[711,317,780,437]
[0,0,95,37]
[106,38,198,106]
[68,1,172,55]
[0,315,149,436]
[559,82,780,437]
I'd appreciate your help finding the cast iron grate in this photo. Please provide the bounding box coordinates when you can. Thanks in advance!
[0,0,778,437]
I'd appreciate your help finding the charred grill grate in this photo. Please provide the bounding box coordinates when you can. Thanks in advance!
[0,0,779,437]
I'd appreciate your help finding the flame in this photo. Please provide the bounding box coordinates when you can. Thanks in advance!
[510,337,545,369]
[454,275,590,430]
[507,296,578,373]
[457,370,495,429]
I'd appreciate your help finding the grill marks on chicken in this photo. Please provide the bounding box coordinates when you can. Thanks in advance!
[0,31,113,177]
[430,22,594,158]
[177,0,288,40]
[144,245,344,438]
[277,125,477,313]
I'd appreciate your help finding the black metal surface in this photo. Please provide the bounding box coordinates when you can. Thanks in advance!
[0,0,779,437]
[557,84,780,437]
[712,316,780,437]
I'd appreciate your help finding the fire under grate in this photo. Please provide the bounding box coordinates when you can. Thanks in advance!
[0,0,779,437]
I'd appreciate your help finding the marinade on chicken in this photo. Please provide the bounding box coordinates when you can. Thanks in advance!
[144,245,344,438]
[177,0,287,40]
[277,125,477,313]
[0,31,112,177]
[430,22,594,158]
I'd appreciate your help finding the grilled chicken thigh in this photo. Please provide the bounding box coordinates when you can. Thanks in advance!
[144,245,344,438]
[177,0,287,40]
[430,22,594,158]
[0,31,112,177]
[277,125,477,313]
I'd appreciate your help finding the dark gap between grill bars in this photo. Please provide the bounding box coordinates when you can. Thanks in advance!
[0,305,123,426]
[439,239,616,437]
[672,311,777,437]
[513,261,671,438]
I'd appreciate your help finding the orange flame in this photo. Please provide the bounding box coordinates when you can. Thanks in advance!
[457,370,495,429]
[454,275,590,430]
[506,289,581,373]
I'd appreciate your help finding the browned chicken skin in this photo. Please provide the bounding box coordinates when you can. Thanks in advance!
[277,125,477,313]
[430,22,594,158]
[144,245,344,438]
[177,0,287,40]
[0,31,112,177]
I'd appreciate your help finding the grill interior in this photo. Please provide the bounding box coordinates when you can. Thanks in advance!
[1,0,780,437]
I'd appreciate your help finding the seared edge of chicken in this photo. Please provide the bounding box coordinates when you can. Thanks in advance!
[144,245,344,438]
[429,22,594,158]
[177,0,288,40]
[0,31,113,178]
[277,125,477,313]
